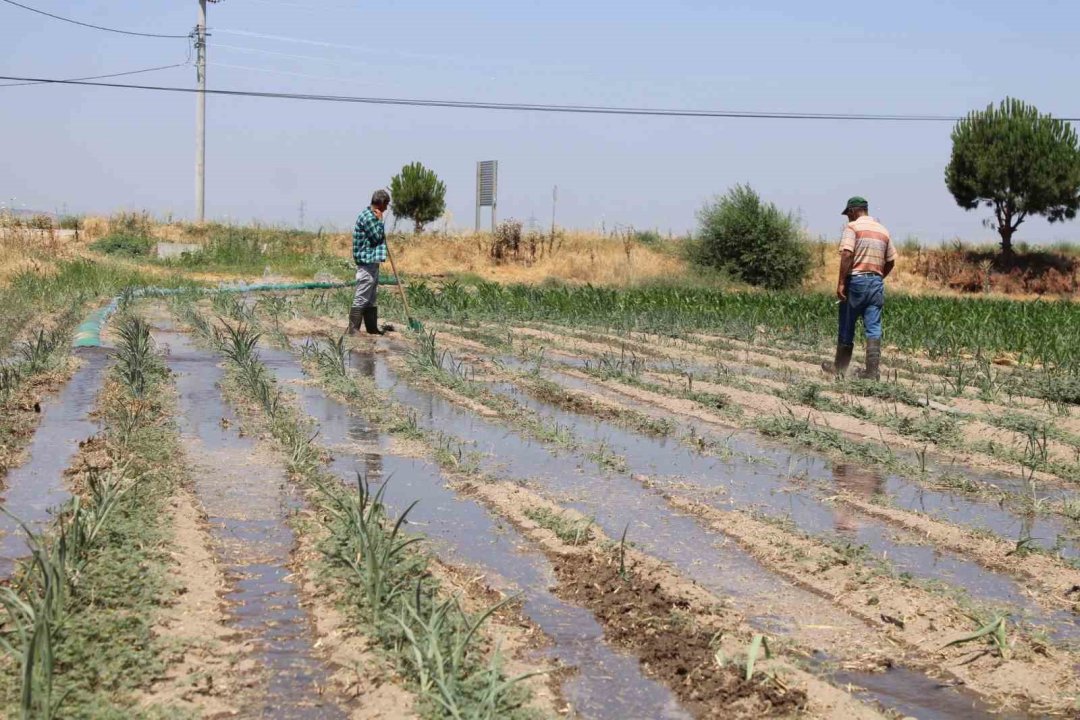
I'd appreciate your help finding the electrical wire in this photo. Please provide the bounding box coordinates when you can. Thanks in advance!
[215,43,373,70]
[0,0,189,39]
[0,74,1075,122]
[0,63,188,88]
[213,61,356,83]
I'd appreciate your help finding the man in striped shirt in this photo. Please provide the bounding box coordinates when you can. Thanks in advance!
[821,196,896,380]
[349,189,391,335]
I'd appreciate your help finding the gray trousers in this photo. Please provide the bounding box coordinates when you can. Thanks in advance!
[352,263,379,308]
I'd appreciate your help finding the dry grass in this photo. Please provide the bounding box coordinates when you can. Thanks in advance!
[805,240,951,297]
[0,221,75,283]
[6,213,1077,299]
[387,230,688,286]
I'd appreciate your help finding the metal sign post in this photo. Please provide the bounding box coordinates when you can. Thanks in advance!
[475,160,498,232]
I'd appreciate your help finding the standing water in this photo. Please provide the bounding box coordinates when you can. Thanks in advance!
[157,330,346,719]
[259,346,692,719]
[0,349,109,579]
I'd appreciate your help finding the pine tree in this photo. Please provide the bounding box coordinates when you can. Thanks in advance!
[945,98,1080,257]
[389,162,447,233]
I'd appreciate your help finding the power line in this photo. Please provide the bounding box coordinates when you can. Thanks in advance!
[215,42,374,70]
[213,61,357,83]
[1,74,1076,122]
[0,63,188,88]
[0,0,189,39]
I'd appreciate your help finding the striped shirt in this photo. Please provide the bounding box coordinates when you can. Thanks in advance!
[840,216,896,276]
[352,208,387,265]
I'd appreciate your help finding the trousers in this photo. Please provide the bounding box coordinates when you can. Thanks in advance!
[838,273,884,344]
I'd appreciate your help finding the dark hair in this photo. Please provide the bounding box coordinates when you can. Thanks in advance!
[371,189,390,208]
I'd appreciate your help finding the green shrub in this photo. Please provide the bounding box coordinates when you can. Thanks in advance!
[90,233,155,257]
[694,184,810,290]
[633,229,663,245]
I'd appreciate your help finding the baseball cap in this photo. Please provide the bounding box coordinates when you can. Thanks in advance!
[842,196,869,214]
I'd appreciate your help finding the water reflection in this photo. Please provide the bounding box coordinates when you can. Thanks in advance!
[832,464,885,536]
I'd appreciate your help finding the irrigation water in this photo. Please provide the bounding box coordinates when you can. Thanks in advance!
[347,347,1009,720]
[476,377,1080,645]
[258,345,692,720]
[156,329,346,719]
[0,349,109,579]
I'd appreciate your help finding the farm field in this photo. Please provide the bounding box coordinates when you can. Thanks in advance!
[1,252,1080,719]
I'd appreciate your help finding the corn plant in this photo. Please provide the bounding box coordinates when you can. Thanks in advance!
[314,336,348,378]
[306,291,327,314]
[256,294,293,324]
[317,473,422,627]
[18,327,64,373]
[712,633,773,683]
[395,582,541,719]
[0,363,22,403]
[114,315,156,398]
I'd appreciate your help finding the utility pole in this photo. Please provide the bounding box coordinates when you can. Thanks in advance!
[551,185,558,239]
[298,200,306,229]
[194,0,207,223]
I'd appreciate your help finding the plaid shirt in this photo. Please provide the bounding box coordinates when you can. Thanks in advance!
[352,207,386,264]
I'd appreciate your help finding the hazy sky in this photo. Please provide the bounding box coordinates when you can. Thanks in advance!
[2,0,1078,244]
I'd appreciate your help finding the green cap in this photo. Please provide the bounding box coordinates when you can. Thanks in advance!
[842,196,869,214]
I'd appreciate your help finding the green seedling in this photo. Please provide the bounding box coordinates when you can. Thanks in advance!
[942,615,1010,659]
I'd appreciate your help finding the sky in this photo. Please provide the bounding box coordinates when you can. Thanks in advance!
[1,0,1079,244]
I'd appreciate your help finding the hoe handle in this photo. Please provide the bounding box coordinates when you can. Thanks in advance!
[384,241,413,321]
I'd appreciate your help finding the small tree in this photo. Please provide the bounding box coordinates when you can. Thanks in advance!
[945,98,1080,257]
[694,184,809,290]
[389,162,446,233]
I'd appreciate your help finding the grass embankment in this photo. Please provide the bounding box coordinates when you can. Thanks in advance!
[0,312,184,718]
[174,303,543,720]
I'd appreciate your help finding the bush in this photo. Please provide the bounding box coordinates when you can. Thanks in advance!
[490,219,523,262]
[694,185,810,290]
[90,233,155,257]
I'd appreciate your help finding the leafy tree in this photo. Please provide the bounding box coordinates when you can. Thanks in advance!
[693,184,809,290]
[389,162,447,233]
[945,98,1080,257]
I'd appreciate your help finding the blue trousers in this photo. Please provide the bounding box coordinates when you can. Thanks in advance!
[838,274,884,345]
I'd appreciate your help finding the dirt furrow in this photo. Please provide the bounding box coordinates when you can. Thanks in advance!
[157,328,352,718]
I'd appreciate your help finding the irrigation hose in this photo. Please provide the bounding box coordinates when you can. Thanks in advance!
[72,278,400,348]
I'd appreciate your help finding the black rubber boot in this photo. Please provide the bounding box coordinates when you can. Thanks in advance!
[347,307,364,335]
[856,339,882,381]
[362,306,385,335]
[821,344,854,377]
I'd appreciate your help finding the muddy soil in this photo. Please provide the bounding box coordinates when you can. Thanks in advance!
[554,550,806,719]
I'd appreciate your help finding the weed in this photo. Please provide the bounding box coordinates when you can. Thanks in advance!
[943,615,1010,659]
[523,507,594,546]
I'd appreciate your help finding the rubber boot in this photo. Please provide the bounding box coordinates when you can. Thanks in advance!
[347,307,364,335]
[856,339,882,381]
[362,306,385,335]
[821,344,854,377]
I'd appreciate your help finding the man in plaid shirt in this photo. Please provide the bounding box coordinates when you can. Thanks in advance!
[349,189,392,335]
